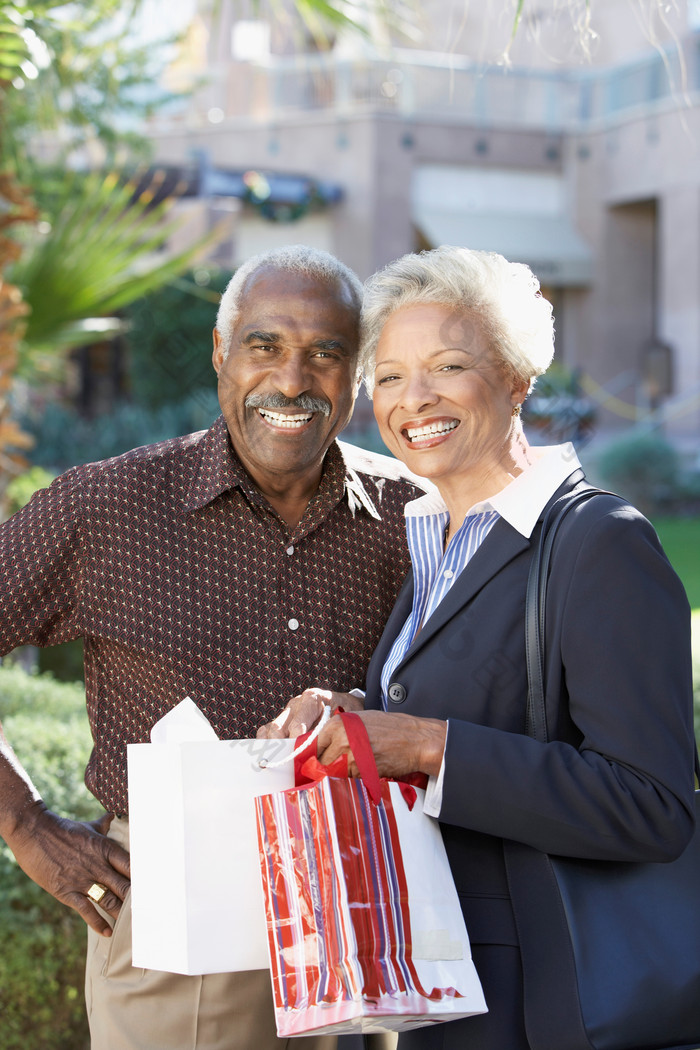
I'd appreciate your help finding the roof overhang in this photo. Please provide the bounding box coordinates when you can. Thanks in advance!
[414,206,593,287]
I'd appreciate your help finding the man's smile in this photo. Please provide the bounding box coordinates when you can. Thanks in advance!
[256,408,315,429]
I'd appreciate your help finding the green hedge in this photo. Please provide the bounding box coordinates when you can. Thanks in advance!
[23,391,220,473]
[0,666,96,1050]
[122,268,232,410]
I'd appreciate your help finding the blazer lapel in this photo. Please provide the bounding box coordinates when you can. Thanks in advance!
[407,469,587,659]
[366,468,588,699]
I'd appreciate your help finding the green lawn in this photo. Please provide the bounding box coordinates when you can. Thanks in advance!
[654,518,700,609]
[653,518,700,742]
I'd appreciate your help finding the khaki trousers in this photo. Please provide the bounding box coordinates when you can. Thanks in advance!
[85,817,337,1050]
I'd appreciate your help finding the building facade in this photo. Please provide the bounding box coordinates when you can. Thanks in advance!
[149,0,700,447]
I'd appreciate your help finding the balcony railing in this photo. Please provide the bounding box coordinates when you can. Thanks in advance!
[229,35,700,132]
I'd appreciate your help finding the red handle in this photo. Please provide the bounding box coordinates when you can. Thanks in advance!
[338,710,382,805]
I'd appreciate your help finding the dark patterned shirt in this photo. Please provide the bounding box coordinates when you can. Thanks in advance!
[0,415,426,814]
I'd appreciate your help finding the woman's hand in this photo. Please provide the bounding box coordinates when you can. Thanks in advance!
[317,710,447,779]
[256,688,364,739]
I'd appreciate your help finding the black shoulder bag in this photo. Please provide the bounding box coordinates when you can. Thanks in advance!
[505,488,700,1050]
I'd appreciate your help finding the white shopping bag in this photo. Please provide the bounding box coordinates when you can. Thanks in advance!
[127,697,294,975]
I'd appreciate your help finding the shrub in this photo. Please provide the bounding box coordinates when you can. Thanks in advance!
[122,267,232,409]
[4,466,56,517]
[523,364,597,446]
[22,390,220,472]
[597,430,680,516]
[0,665,96,1050]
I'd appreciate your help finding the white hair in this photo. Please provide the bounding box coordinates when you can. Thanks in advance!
[216,245,363,354]
[360,246,555,394]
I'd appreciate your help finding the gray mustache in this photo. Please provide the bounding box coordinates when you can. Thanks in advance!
[245,392,331,417]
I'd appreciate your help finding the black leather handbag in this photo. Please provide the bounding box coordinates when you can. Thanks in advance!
[505,488,700,1050]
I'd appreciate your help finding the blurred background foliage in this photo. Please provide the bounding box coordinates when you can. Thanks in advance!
[0,667,96,1050]
[122,268,230,409]
[0,1,224,513]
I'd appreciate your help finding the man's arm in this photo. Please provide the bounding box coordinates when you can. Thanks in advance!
[0,470,130,935]
[0,724,131,936]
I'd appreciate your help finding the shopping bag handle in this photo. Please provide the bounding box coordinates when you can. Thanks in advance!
[295,710,420,809]
[258,704,331,770]
[338,711,382,805]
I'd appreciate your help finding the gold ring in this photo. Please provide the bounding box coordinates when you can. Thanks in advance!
[87,882,108,904]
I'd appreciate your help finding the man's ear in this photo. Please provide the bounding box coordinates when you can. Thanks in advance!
[212,328,225,375]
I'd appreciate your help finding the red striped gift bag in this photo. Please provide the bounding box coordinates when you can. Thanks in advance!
[255,713,487,1036]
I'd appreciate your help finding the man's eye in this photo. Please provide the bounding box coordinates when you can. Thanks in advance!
[313,349,343,360]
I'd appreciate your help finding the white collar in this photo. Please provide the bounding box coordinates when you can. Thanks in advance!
[404,443,582,539]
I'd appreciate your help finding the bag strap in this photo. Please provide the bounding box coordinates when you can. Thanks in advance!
[524,487,700,781]
[525,488,611,742]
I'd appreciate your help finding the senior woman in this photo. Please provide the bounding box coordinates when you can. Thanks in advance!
[258,247,696,1050]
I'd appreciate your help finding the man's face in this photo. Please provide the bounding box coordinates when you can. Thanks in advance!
[213,266,360,492]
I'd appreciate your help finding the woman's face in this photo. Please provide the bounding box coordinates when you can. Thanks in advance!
[372,303,528,487]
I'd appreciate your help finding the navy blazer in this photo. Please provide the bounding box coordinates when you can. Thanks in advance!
[364,472,696,949]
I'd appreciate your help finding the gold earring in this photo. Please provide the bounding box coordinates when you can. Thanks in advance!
[512,403,522,417]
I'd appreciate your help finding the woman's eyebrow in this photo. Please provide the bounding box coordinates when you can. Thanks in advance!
[376,346,473,365]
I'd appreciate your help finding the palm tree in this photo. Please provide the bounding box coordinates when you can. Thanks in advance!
[0,2,220,512]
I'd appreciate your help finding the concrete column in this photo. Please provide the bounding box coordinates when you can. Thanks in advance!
[657,188,700,450]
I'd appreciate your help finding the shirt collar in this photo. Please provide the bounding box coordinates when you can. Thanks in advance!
[403,443,582,539]
[184,414,380,520]
[184,415,254,511]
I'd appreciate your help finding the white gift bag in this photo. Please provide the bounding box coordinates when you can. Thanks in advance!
[127,697,294,975]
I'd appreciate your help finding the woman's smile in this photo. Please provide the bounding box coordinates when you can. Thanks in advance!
[401,416,461,446]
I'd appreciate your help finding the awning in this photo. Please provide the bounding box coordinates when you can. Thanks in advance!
[129,160,343,210]
[414,206,593,287]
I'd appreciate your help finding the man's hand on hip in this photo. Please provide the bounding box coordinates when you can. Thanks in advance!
[7,802,131,937]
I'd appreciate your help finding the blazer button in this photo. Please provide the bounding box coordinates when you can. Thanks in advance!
[388,682,406,704]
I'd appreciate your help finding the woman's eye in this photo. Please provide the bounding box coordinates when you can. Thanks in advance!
[440,364,462,373]
[376,374,400,384]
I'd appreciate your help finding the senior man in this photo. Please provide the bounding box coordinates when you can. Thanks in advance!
[0,245,426,1050]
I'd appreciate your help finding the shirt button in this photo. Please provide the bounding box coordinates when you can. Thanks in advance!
[388,682,406,704]
[288,618,300,631]
[286,546,294,555]
[443,569,454,579]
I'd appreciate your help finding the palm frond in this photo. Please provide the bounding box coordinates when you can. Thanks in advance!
[0,11,29,77]
[9,169,229,365]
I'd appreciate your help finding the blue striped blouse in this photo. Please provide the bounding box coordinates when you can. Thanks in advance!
[380,508,500,706]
